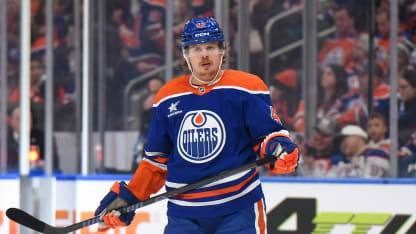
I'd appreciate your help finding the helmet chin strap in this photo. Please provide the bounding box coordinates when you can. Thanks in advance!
[184,51,224,86]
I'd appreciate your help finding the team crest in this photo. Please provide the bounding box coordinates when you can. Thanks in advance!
[177,110,226,163]
[323,47,344,68]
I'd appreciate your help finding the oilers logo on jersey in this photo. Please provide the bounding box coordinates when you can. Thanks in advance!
[177,110,226,163]
[322,47,345,68]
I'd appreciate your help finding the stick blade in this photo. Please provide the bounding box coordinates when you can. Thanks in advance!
[6,208,48,233]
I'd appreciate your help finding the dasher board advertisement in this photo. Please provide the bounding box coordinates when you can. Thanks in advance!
[0,175,19,234]
[1,176,416,233]
[262,178,416,234]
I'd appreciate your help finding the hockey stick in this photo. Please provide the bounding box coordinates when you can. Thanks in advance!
[6,155,278,234]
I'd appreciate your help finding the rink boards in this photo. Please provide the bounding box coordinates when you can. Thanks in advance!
[0,175,416,234]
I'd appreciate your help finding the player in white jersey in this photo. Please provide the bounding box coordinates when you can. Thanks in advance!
[94,17,300,234]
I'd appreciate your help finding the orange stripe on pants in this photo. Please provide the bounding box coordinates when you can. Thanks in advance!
[256,199,266,234]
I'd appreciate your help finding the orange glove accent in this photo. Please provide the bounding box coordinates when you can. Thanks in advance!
[103,211,128,229]
[271,148,299,174]
[260,132,300,175]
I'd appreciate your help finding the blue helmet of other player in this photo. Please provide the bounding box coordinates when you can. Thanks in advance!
[182,17,224,48]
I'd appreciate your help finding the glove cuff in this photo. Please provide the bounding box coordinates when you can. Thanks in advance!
[119,181,140,205]
[260,130,291,158]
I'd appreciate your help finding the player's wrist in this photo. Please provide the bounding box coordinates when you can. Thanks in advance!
[118,181,140,204]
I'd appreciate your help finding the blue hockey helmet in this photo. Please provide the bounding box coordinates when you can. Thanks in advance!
[182,17,224,48]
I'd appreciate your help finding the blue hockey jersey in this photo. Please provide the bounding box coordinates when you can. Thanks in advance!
[127,69,290,218]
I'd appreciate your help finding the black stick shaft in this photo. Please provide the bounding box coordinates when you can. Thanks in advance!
[7,155,277,233]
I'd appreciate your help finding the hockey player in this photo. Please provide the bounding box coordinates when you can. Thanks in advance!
[95,17,299,233]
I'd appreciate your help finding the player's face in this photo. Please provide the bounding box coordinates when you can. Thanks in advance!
[368,118,387,142]
[187,42,223,82]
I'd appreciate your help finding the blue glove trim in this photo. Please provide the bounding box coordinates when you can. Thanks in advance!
[94,181,140,217]
[118,181,140,205]
[95,190,117,216]
[266,136,297,155]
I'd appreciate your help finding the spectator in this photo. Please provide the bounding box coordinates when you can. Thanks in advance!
[293,103,304,133]
[6,105,60,172]
[114,0,169,66]
[140,78,164,133]
[330,62,390,129]
[7,0,21,63]
[107,46,138,130]
[397,40,415,76]
[107,1,171,130]
[301,117,343,177]
[296,143,316,177]
[398,131,416,177]
[318,64,349,117]
[411,49,416,68]
[8,57,73,130]
[8,57,46,104]
[191,0,214,18]
[345,33,369,90]
[172,0,192,39]
[132,77,164,171]
[31,1,64,60]
[384,38,415,79]
[318,4,359,69]
[351,34,368,66]
[398,66,416,144]
[374,6,413,70]
[294,64,348,132]
[270,69,299,130]
[9,57,72,105]
[328,125,390,178]
[174,0,192,23]
[367,112,390,154]
[6,58,19,100]
[403,0,416,43]
[290,132,310,176]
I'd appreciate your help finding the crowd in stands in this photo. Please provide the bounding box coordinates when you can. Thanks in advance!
[6,0,74,132]
[269,0,416,178]
[6,105,60,172]
[3,0,416,177]
[2,0,216,172]
[4,0,218,131]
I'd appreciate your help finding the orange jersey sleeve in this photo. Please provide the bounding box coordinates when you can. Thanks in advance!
[127,160,167,201]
